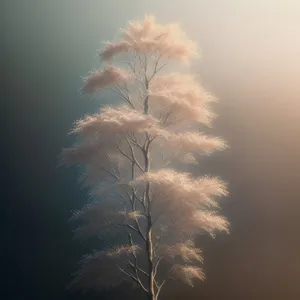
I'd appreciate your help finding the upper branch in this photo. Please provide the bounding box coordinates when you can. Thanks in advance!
[127,233,149,292]
[116,144,144,174]
[111,85,135,109]
[117,264,149,294]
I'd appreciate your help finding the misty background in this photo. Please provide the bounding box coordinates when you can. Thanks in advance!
[2,0,300,299]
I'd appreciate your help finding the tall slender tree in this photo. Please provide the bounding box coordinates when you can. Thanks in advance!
[61,15,229,300]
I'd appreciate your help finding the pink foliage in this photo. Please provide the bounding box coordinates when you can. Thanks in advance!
[149,73,216,125]
[191,210,229,234]
[166,131,228,154]
[99,41,130,61]
[71,106,159,137]
[82,66,129,94]
[130,169,228,209]
[171,264,205,286]
[149,73,215,105]
[107,244,141,258]
[63,14,229,295]
[98,15,198,63]
[164,240,203,263]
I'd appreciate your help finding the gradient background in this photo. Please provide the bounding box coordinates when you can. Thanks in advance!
[2,0,300,299]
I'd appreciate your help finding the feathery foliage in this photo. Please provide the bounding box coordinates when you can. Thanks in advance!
[61,14,229,300]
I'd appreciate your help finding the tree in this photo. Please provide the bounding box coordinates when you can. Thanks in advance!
[60,15,229,300]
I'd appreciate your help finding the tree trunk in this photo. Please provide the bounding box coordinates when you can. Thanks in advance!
[144,67,155,300]
[146,213,155,300]
[145,156,155,300]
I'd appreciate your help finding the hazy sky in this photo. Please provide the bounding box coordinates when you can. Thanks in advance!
[5,0,300,119]
[3,1,300,299]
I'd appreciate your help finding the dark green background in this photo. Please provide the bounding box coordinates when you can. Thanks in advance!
[2,1,300,299]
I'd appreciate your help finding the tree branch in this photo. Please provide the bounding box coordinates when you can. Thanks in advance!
[117,145,145,174]
[127,59,146,88]
[127,233,149,293]
[156,279,166,299]
[127,133,145,152]
[125,136,145,173]
[99,165,120,181]
[127,260,149,277]
[153,255,164,278]
[116,264,149,294]
[110,86,135,109]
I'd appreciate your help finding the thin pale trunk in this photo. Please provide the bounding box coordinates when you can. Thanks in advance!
[143,73,155,300]
[145,159,155,300]
[146,213,155,300]
[144,78,149,114]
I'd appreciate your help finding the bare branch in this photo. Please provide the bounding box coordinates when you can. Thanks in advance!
[127,133,145,152]
[127,260,149,277]
[153,255,164,278]
[124,192,147,241]
[127,233,149,293]
[116,264,148,293]
[111,86,135,109]
[99,165,120,181]
[117,145,145,174]
[148,61,167,82]
[125,136,145,173]
[156,279,166,299]
[125,222,140,234]
[127,59,146,88]
[131,192,146,210]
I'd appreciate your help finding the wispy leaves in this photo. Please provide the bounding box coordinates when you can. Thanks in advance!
[99,15,198,63]
[148,73,216,125]
[63,14,229,294]
[81,66,129,94]
[130,169,229,240]
[171,265,205,286]
[67,245,141,291]
[164,240,203,263]
[130,169,228,209]
[70,106,159,138]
